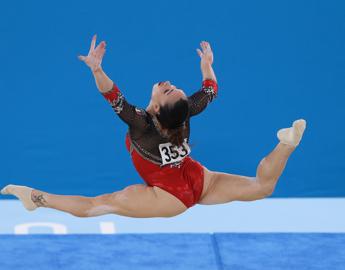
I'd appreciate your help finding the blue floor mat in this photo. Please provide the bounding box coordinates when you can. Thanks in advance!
[0,234,218,270]
[0,233,344,270]
[215,233,345,270]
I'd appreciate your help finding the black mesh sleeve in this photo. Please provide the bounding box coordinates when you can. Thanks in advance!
[187,79,218,117]
[101,83,149,129]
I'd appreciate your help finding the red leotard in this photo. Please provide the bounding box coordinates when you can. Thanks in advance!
[102,79,218,208]
[125,133,204,208]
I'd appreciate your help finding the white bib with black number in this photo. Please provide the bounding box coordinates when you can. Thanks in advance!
[158,140,191,165]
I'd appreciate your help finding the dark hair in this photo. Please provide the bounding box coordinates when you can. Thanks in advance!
[156,98,189,146]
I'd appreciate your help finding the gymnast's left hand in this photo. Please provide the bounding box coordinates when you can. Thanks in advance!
[197,41,214,67]
[78,35,106,72]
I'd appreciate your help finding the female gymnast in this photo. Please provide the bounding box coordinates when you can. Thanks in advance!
[1,36,306,218]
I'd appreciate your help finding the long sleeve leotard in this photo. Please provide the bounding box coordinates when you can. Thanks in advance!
[101,79,218,166]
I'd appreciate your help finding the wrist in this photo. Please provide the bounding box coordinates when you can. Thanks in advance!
[91,66,103,74]
[201,61,212,69]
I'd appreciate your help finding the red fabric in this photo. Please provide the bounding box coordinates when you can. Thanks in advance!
[125,134,204,208]
[101,84,120,102]
[203,79,218,95]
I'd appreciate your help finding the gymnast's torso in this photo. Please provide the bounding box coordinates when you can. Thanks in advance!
[102,79,218,167]
[101,79,218,207]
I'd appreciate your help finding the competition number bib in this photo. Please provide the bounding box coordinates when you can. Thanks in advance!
[159,140,191,165]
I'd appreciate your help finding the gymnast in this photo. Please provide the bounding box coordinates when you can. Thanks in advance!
[1,36,306,218]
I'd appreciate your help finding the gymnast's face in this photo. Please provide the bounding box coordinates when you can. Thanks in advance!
[150,81,187,113]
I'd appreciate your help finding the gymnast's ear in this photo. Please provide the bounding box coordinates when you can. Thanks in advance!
[153,103,160,114]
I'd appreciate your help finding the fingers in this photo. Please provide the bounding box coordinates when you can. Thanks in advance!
[197,41,212,58]
[196,48,203,57]
[94,41,106,58]
[78,55,86,61]
[94,41,106,52]
[88,34,97,54]
[200,41,211,53]
[201,41,206,52]
[205,41,212,51]
[95,48,106,59]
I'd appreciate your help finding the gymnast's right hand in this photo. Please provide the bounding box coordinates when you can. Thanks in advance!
[78,35,106,72]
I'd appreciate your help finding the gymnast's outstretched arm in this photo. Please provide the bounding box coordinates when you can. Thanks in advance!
[78,35,113,92]
[197,41,217,83]
[0,34,188,218]
[188,41,218,117]
[79,35,149,129]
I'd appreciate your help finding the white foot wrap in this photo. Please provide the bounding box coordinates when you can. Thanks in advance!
[1,184,37,211]
[277,119,307,147]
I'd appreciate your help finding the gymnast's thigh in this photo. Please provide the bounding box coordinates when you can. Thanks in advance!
[96,184,188,218]
[198,167,262,204]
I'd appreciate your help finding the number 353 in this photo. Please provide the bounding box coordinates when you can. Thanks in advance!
[158,140,191,165]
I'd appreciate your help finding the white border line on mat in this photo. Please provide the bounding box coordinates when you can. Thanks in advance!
[1,198,344,234]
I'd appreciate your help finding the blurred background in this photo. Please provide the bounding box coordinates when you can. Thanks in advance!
[1,1,344,269]
[0,0,344,233]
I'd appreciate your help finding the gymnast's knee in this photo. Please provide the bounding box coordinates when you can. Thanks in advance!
[258,181,276,199]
